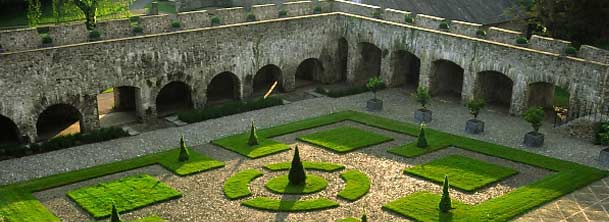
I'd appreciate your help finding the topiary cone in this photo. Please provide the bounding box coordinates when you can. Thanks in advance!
[178,136,190,162]
[417,123,428,148]
[288,146,306,185]
[110,203,121,222]
[439,175,452,212]
[361,212,367,222]
[248,120,259,146]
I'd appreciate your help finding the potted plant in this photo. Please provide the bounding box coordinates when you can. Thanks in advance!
[404,15,414,23]
[313,5,322,14]
[565,46,577,56]
[366,76,384,112]
[246,13,256,22]
[132,25,143,35]
[523,106,545,147]
[465,98,486,134]
[414,86,432,123]
[278,9,288,18]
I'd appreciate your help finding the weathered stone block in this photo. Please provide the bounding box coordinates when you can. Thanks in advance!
[96,18,132,40]
[414,14,444,30]
[332,0,379,17]
[283,1,314,17]
[579,45,609,64]
[599,148,609,165]
[140,14,173,35]
[529,35,572,55]
[465,119,484,134]
[251,3,277,21]
[451,20,482,37]
[414,109,432,123]
[177,10,210,30]
[0,28,40,51]
[487,27,522,45]
[383,8,411,24]
[366,99,383,112]
[48,23,88,46]
[524,132,544,147]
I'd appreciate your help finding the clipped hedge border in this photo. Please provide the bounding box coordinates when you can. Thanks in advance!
[337,170,370,201]
[264,161,345,172]
[241,197,339,212]
[223,169,263,200]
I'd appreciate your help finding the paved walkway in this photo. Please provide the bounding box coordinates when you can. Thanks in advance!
[1,88,607,221]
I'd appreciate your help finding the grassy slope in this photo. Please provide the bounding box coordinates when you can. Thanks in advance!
[264,161,345,172]
[337,170,370,201]
[223,169,263,200]
[297,126,393,153]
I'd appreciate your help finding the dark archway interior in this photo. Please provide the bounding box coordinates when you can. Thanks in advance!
[36,104,81,141]
[355,42,381,83]
[528,83,569,108]
[113,87,137,112]
[0,115,20,145]
[207,72,239,102]
[156,82,193,116]
[393,50,421,89]
[430,60,464,99]
[295,58,324,88]
[476,71,514,109]
[338,38,349,82]
[253,65,283,94]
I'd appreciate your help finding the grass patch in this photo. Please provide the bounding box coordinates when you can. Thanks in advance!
[553,86,569,107]
[337,169,370,201]
[404,155,518,192]
[387,141,450,158]
[91,215,166,222]
[241,197,339,212]
[298,127,393,153]
[336,217,361,222]
[383,191,473,221]
[264,161,345,172]
[67,174,181,219]
[144,1,176,14]
[265,174,328,194]
[158,148,224,176]
[223,169,263,200]
[212,134,290,159]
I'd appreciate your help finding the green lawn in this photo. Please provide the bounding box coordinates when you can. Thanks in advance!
[337,170,370,201]
[388,140,450,158]
[553,86,570,107]
[383,191,473,222]
[144,1,177,14]
[158,148,224,176]
[265,174,328,194]
[241,197,339,212]
[91,215,166,222]
[298,126,393,153]
[223,169,263,200]
[404,155,518,192]
[264,161,345,172]
[212,134,290,158]
[67,174,181,219]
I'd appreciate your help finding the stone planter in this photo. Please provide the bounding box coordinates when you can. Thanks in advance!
[523,131,544,147]
[599,148,609,164]
[366,99,383,112]
[465,119,485,134]
[414,109,432,123]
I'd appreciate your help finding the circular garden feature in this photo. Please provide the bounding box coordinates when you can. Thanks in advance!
[265,174,328,194]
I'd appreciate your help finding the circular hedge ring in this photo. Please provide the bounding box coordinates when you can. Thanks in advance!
[265,174,328,194]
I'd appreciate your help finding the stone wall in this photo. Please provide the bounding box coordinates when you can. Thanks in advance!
[487,27,522,45]
[332,0,379,17]
[529,35,571,55]
[48,23,88,46]
[283,1,315,17]
[251,4,277,21]
[580,45,609,64]
[214,7,247,25]
[0,28,39,51]
[384,8,411,24]
[177,10,210,30]
[96,19,133,40]
[451,20,482,37]
[140,14,173,35]
[414,14,444,30]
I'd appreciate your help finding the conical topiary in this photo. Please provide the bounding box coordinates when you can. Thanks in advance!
[288,146,306,185]
[361,212,367,222]
[248,120,259,146]
[439,175,452,212]
[178,136,190,162]
[110,203,121,222]
[417,123,428,148]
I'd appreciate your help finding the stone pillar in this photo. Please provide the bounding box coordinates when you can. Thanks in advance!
[138,86,156,123]
[149,2,159,15]
[380,51,396,86]
[282,64,297,92]
[510,77,527,115]
[417,54,433,89]
[461,68,477,102]
[80,95,100,132]
[346,42,361,84]
[192,87,206,109]
[242,74,254,98]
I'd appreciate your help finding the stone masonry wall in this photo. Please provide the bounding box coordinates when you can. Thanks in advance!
[529,35,571,55]
[0,28,39,51]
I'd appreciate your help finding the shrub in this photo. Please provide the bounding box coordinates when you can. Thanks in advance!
[416,123,428,148]
[404,15,414,23]
[25,127,129,154]
[466,98,486,119]
[246,13,256,22]
[439,22,450,30]
[313,6,322,14]
[516,37,528,45]
[439,176,452,212]
[132,26,143,33]
[372,11,382,19]
[248,121,259,146]
[129,16,140,23]
[476,29,487,37]
[523,107,544,133]
[361,213,367,222]
[595,122,609,145]
[178,136,190,162]
[316,84,386,98]
[565,46,577,55]
[88,30,101,39]
[40,34,52,44]
[366,76,384,100]
[177,97,283,123]
[415,86,431,110]
[211,16,221,25]
[278,10,288,17]
[171,21,181,28]
[288,146,306,185]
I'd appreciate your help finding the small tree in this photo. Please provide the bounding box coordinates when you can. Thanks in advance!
[416,123,428,148]
[366,76,383,101]
[110,203,121,222]
[439,176,452,212]
[26,0,42,27]
[248,120,259,146]
[466,99,486,119]
[288,146,306,185]
[524,107,545,133]
[178,136,190,162]
[361,212,367,222]
[73,0,100,30]
[416,87,431,110]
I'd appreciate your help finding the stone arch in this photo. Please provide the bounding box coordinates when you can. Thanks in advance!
[207,71,240,102]
[36,104,82,141]
[527,82,570,109]
[338,37,349,82]
[156,81,193,116]
[295,58,324,88]
[354,42,381,83]
[0,114,21,145]
[253,64,283,95]
[429,59,464,99]
[391,50,421,89]
[475,71,514,110]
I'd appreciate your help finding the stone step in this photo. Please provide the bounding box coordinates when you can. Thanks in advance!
[165,115,188,127]
[121,126,140,136]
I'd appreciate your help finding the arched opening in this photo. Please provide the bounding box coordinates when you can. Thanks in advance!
[475,71,514,111]
[0,115,20,145]
[528,83,570,120]
[295,58,324,88]
[429,59,464,100]
[156,81,193,116]
[392,50,421,90]
[354,42,381,83]
[36,104,81,141]
[338,38,349,82]
[207,72,240,104]
[253,64,283,95]
[97,86,140,127]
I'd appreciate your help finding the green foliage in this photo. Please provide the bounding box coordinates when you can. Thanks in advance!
[110,204,121,222]
[439,176,452,212]
[88,29,101,39]
[416,123,428,148]
[337,170,370,201]
[171,20,181,28]
[439,21,450,30]
[388,141,450,158]
[211,16,220,25]
[595,122,609,145]
[404,155,518,191]
[178,136,190,162]
[241,197,339,212]
[297,127,393,153]
[516,36,529,45]
[313,6,322,14]
[248,121,259,146]
[132,25,143,33]
[361,213,367,222]
[372,11,382,19]
[246,13,256,22]
[266,174,327,194]
[278,9,288,17]
[129,16,140,23]
[212,134,290,159]
[476,29,487,37]
[264,161,345,172]
[27,127,128,154]
[26,0,41,27]
[288,146,306,185]
[384,191,471,221]
[40,33,52,44]
[366,76,384,100]
[565,46,577,55]
[223,169,263,199]
[178,97,283,123]
[466,98,486,119]
[404,14,414,23]
[523,106,544,132]
[315,84,386,98]
[416,86,431,110]
[159,147,224,176]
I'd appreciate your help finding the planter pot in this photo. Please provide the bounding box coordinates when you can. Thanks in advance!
[465,119,485,134]
[414,109,432,123]
[599,148,609,164]
[366,99,383,112]
[523,131,544,147]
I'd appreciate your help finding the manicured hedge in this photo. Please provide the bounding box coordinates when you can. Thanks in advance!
[337,170,370,201]
[241,197,339,212]
[315,84,386,98]
[178,97,283,123]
